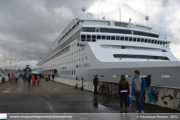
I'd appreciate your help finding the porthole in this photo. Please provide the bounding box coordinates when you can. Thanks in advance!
[112,75,118,78]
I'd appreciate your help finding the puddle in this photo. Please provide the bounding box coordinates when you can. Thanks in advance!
[2,91,11,93]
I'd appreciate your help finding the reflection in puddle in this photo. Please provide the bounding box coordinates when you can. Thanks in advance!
[2,91,10,93]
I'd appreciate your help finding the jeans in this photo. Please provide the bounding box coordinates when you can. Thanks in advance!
[28,80,31,85]
[11,78,14,83]
[134,91,144,111]
[23,78,25,82]
[46,78,48,82]
[94,85,98,94]
[32,82,35,86]
[120,92,128,108]
[8,76,10,80]
[37,81,39,86]
[15,78,18,83]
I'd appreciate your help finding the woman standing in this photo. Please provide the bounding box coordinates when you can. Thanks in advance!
[11,73,15,83]
[118,74,130,113]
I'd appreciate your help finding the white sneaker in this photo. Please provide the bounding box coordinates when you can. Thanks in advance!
[136,110,139,113]
[141,110,145,113]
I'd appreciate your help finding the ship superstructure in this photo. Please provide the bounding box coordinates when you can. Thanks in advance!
[38,18,180,87]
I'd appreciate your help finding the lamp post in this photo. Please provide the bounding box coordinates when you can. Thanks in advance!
[15,65,17,73]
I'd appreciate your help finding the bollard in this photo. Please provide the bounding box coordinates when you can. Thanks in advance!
[81,77,84,91]
[2,77,5,83]
[75,76,78,89]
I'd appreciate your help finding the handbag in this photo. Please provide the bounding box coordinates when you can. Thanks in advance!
[127,95,132,107]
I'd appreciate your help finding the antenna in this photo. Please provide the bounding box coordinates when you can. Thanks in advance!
[82,7,86,18]
[145,16,149,26]
[119,8,121,21]
[87,12,93,19]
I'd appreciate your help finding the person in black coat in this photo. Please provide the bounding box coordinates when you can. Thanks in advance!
[145,75,151,87]
[52,74,55,82]
[93,75,99,95]
[143,75,151,101]
[8,73,10,81]
[48,74,51,81]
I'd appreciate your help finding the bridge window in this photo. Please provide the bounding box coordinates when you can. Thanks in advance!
[145,39,147,43]
[107,36,110,40]
[97,35,101,39]
[133,38,136,42]
[133,31,159,38]
[151,40,154,43]
[81,35,86,42]
[121,37,124,40]
[154,40,157,44]
[129,37,132,41]
[148,39,151,43]
[125,37,128,41]
[102,36,106,39]
[87,35,91,42]
[112,75,118,78]
[113,54,169,60]
[161,75,170,78]
[82,28,95,32]
[116,36,120,40]
[137,38,140,42]
[92,35,96,42]
[141,38,144,42]
[111,36,115,40]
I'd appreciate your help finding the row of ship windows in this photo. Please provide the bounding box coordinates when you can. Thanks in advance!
[61,70,76,75]
[59,56,88,66]
[81,35,170,48]
[42,47,84,65]
[58,22,79,44]
[60,72,171,78]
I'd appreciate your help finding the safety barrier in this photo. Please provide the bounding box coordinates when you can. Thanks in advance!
[54,77,180,111]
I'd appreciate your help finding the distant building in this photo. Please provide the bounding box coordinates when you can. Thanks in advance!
[23,65,31,74]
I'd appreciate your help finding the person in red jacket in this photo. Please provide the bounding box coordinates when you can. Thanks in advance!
[45,74,48,82]
[32,76,35,86]
[11,73,15,83]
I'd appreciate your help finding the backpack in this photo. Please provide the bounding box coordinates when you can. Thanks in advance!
[37,79,40,82]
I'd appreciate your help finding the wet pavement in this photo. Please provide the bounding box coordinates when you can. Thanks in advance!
[0,78,179,113]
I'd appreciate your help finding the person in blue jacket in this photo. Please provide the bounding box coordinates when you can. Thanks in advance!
[132,70,146,113]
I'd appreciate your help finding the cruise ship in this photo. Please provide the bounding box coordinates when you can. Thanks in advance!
[38,17,180,87]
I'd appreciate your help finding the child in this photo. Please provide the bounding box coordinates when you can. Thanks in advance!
[37,76,40,86]
[32,76,35,86]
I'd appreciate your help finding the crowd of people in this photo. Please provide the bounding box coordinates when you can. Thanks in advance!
[8,72,55,86]
[93,70,151,113]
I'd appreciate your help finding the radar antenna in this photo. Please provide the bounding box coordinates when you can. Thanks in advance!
[82,7,86,18]
[145,16,149,26]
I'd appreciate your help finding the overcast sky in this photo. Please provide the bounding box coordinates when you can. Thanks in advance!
[0,0,180,70]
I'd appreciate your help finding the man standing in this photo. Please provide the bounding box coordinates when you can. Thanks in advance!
[15,72,19,84]
[48,74,51,81]
[93,75,99,95]
[143,75,151,101]
[132,70,146,113]
[8,73,10,81]
[145,75,151,87]
[52,74,55,82]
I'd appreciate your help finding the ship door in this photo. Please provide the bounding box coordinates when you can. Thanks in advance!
[95,28,100,32]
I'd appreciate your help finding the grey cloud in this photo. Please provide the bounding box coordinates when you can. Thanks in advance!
[0,0,96,64]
